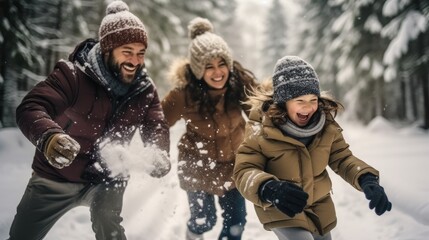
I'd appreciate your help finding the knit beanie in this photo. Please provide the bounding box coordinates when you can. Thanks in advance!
[99,1,148,54]
[272,56,321,104]
[188,17,233,80]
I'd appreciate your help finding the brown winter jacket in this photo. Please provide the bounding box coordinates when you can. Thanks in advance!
[233,108,379,235]
[16,39,170,183]
[161,60,247,196]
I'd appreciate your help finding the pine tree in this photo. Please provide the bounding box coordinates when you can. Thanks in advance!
[262,0,287,77]
[0,0,39,127]
[0,0,237,127]
[381,0,429,128]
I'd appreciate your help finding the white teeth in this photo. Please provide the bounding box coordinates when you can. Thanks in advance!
[297,113,309,120]
[123,65,136,71]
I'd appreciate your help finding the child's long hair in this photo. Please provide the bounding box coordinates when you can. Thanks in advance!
[185,60,258,115]
[244,79,344,125]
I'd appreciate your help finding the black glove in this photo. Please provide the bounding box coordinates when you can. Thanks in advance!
[259,179,309,217]
[81,160,114,184]
[359,173,392,215]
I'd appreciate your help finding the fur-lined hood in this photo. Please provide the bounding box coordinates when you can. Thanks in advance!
[167,58,191,89]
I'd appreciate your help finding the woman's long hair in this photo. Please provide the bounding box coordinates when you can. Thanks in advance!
[185,60,258,115]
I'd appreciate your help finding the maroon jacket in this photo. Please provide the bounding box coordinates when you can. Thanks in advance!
[16,39,170,183]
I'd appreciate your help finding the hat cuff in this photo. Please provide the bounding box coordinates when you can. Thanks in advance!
[273,80,320,103]
[190,52,233,80]
[100,28,147,54]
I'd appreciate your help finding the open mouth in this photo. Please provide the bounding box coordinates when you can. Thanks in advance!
[297,113,310,123]
[212,76,224,82]
[122,63,137,73]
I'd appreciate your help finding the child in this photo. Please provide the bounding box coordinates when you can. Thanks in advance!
[161,17,258,240]
[232,56,392,240]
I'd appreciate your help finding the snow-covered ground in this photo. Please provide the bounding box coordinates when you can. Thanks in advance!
[0,117,428,240]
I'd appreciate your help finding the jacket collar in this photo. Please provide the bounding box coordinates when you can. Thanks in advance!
[69,38,151,97]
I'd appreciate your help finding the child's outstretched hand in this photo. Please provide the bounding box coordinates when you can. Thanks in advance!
[258,179,309,217]
[359,173,392,215]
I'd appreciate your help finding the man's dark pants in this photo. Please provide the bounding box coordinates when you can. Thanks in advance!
[8,173,127,240]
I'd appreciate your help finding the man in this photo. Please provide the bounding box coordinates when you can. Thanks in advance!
[8,1,170,239]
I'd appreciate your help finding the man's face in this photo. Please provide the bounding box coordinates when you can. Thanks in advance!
[106,42,146,84]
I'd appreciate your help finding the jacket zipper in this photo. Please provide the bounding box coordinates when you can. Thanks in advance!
[296,146,304,186]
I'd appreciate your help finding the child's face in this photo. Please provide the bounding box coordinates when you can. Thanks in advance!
[202,57,229,89]
[285,94,319,127]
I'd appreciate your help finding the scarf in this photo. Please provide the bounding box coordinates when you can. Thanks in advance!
[278,111,326,146]
[87,43,131,97]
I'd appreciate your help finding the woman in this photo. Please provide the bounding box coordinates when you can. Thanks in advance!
[162,17,258,240]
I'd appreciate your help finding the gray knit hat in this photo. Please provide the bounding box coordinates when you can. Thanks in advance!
[99,1,148,54]
[188,17,233,80]
[272,56,321,103]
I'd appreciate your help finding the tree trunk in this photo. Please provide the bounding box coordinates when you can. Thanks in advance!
[409,76,419,121]
[418,34,429,129]
[375,77,386,117]
[399,79,406,120]
[0,0,14,127]
[2,70,18,127]
[420,69,429,129]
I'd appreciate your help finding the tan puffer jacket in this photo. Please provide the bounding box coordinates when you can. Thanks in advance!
[233,108,379,235]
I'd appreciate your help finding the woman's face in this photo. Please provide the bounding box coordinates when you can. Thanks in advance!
[285,94,319,126]
[202,57,229,89]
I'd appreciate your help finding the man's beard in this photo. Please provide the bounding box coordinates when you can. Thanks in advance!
[107,54,143,85]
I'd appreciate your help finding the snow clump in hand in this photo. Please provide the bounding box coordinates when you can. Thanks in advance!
[99,133,171,180]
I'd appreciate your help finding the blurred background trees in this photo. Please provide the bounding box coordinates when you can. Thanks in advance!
[288,0,429,128]
[1,0,428,129]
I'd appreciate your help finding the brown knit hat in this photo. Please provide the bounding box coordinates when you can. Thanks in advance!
[99,1,148,54]
[188,17,233,80]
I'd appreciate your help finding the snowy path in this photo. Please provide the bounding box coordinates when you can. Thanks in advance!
[1,118,428,239]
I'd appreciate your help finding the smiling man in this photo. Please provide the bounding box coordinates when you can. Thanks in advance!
[9,1,170,240]
[107,43,146,84]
